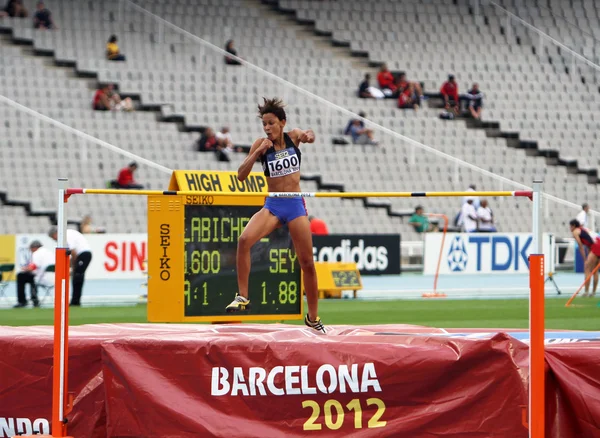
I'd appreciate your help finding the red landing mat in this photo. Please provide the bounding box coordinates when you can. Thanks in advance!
[1,324,599,438]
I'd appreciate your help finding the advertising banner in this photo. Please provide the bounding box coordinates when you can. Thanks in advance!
[0,235,15,266]
[15,233,147,280]
[424,232,554,275]
[312,234,401,275]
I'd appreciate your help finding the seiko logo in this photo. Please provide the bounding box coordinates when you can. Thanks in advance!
[274,150,289,159]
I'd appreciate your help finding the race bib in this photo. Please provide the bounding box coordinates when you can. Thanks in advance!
[264,147,300,178]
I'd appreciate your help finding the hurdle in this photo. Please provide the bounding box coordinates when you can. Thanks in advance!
[48,180,544,438]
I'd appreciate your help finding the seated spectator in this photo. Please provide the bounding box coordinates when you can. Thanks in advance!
[92,85,111,111]
[224,39,241,65]
[309,216,329,235]
[14,240,54,308]
[397,73,423,99]
[2,0,28,17]
[33,1,55,29]
[376,64,397,97]
[467,83,483,119]
[398,83,419,110]
[477,199,496,232]
[112,162,144,189]
[215,127,242,162]
[106,35,126,61]
[93,84,134,111]
[196,128,218,152]
[79,215,106,234]
[409,206,437,233]
[358,74,384,99]
[440,74,459,114]
[344,113,377,145]
[106,84,134,111]
[344,111,365,135]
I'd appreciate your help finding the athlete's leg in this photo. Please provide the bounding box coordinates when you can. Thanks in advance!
[237,208,281,298]
[287,215,318,321]
[591,254,600,296]
[583,252,598,296]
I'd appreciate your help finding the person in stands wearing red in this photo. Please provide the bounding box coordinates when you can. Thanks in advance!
[114,162,144,189]
[376,63,397,97]
[92,84,111,111]
[440,74,460,114]
[309,216,329,235]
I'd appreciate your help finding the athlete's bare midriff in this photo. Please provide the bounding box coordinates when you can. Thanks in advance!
[266,171,301,193]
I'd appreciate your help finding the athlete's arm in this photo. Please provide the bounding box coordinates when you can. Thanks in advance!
[572,229,587,261]
[289,128,315,146]
[237,138,271,181]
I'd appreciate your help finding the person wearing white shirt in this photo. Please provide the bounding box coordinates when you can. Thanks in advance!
[14,240,55,308]
[49,227,92,306]
[576,203,589,228]
[215,126,236,162]
[476,199,497,232]
[461,198,478,232]
[462,184,480,209]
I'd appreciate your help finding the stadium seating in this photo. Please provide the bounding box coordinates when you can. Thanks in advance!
[0,0,597,239]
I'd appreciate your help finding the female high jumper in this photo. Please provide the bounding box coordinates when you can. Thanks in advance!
[225,98,325,333]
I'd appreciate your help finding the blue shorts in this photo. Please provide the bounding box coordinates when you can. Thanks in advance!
[264,197,307,224]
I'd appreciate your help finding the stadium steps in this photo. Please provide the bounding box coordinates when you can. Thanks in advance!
[0,24,249,144]
[425,95,600,184]
[0,17,407,229]
[261,0,600,187]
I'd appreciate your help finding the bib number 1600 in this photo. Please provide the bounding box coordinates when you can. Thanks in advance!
[269,155,299,173]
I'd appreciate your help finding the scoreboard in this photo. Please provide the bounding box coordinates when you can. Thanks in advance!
[147,170,302,322]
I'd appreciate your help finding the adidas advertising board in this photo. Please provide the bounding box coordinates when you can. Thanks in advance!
[423,233,554,275]
[312,234,401,275]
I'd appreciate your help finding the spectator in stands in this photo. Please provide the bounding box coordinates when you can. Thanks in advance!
[309,216,329,235]
[224,39,242,65]
[196,127,218,152]
[397,83,419,110]
[467,83,483,119]
[344,113,377,145]
[14,240,53,308]
[93,84,134,111]
[214,127,241,162]
[92,85,111,111]
[33,1,55,29]
[2,0,28,17]
[344,111,364,135]
[106,35,126,61]
[106,84,134,111]
[376,64,397,97]
[397,73,423,100]
[114,162,144,189]
[460,197,478,232]
[409,206,436,233]
[79,215,105,234]
[440,74,459,114]
[358,74,384,99]
[577,203,590,228]
[477,199,496,232]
